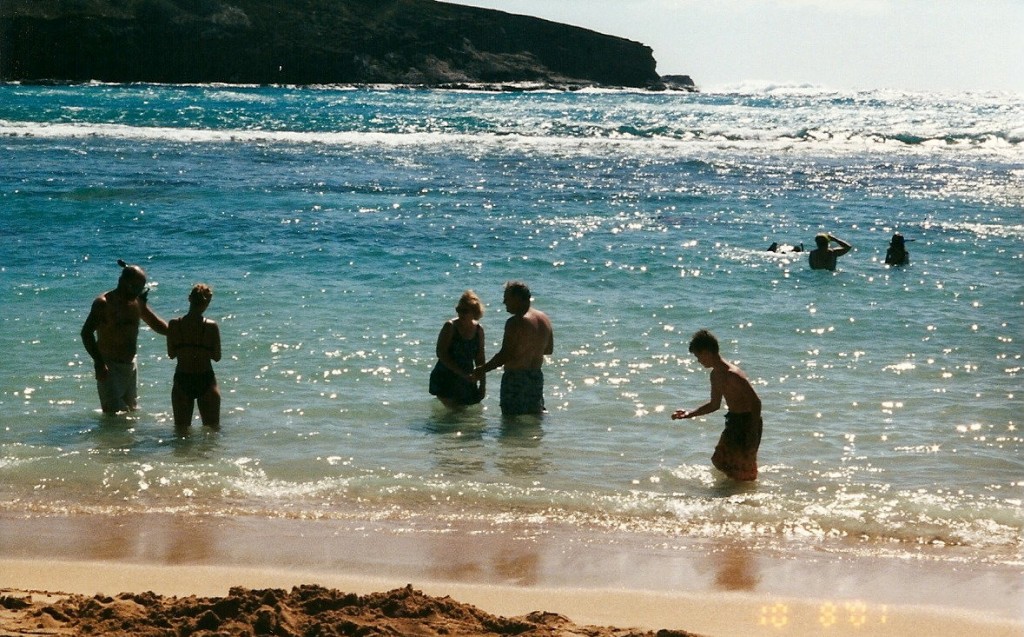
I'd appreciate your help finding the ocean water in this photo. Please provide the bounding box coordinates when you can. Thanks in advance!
[1,83,1021,571]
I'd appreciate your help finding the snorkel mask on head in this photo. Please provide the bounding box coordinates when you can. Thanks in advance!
[117,259,149,302]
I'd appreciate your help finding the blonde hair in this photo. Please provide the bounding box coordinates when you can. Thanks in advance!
[457,290,483,320]
[189,283,213,305]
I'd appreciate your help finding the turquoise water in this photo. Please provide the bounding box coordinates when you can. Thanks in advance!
[1,83,1021,568]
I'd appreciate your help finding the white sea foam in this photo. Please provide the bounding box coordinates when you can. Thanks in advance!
[2,84,1021,159]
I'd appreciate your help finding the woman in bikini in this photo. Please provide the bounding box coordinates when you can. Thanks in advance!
[167,284,221,430]
[429,290,485,408]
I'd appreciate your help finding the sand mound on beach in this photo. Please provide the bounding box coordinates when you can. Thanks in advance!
[1,584,699,636]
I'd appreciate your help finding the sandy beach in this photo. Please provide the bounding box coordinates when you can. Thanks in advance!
[1,513,1020,637]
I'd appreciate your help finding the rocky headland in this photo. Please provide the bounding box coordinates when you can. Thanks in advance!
[0,0,695,90]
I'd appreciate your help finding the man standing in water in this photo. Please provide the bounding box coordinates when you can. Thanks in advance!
[672,329,762,481]
[472,281,553,416]
[81,262,168,414]
[808,232,853,270]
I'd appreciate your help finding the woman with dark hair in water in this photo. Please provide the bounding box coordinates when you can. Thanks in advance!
[167,284,221,430]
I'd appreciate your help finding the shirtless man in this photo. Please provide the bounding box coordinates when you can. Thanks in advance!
[672,329,762,481]
[808,232,852,270]
[81,263,168,414]
[472,281,554,416]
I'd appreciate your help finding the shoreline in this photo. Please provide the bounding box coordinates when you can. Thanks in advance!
[1,513,1020,637]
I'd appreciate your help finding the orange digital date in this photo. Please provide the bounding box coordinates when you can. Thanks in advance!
[759,601,888,630]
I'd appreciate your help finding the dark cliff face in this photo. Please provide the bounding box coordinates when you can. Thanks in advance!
[0,0,661,87]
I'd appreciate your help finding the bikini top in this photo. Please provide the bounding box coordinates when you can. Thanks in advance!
[177,318,213,353]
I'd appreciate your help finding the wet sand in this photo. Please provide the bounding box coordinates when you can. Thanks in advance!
[0,513,1021,637]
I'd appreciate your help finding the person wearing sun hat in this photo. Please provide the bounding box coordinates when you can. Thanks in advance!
[885,233,911,266]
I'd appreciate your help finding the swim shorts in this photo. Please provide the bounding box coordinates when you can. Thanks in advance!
[97,359,138,414]
[499,369,545,416]
[711,411,763,481]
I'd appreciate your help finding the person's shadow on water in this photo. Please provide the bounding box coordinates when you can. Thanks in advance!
[496,415,549,478]
[711,539,761,591]
[46,413,140,462]
[708,474,759,498]
[421,402,487,437]
[168,425,221,460]
[419,403,488,476]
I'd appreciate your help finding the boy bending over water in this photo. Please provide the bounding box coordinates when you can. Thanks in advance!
[672,329,762,481]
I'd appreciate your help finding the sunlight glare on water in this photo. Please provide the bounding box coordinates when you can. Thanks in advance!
[0,84,1021,568]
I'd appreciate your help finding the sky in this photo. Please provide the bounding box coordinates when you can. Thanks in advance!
[447,0,1024,93]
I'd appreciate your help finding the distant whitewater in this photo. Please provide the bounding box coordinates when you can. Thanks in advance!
[1,84,1021,571]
